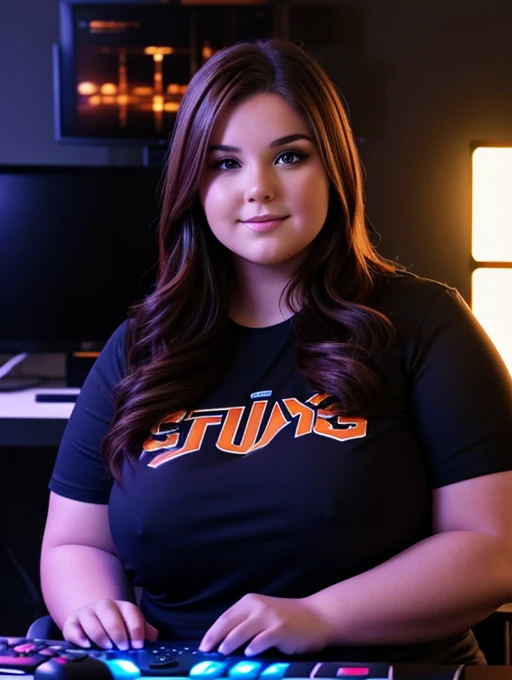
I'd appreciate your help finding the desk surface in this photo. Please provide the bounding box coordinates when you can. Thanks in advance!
[0,387,78,419]
[0,388,78,447]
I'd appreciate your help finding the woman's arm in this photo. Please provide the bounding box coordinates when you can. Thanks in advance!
[304,470,512,644]
[40,492,157,649]
[199,470,512,656]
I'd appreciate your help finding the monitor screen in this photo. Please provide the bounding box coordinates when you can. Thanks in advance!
[55,0,275,145]
[0,165,161,353]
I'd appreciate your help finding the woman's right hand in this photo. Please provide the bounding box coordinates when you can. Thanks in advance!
[62,599,159,650]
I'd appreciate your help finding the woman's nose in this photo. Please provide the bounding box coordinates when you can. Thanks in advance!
[244,166,276,203]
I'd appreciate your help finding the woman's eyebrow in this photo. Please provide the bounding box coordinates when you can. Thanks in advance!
[207,133,313,154]
[270,133,313,147]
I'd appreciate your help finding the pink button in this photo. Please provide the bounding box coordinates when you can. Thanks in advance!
[13,642,37,653]
[336,668,370,677]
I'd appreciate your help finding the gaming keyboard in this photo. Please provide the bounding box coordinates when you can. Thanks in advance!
[0,638,511,680]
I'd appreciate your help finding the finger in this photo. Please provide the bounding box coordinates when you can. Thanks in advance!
[74,608,114,649]
[217,618,263,657]
[199,607,245,652]
[94,600,132,650]
[244,627,281,657]
[62,615,92,648]
[117,601,150,649]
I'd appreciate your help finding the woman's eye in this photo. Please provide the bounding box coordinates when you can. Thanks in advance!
[276,151,305,165]
[212,157,240,171]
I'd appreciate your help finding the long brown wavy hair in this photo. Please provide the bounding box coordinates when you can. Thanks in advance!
[102,38,398,481]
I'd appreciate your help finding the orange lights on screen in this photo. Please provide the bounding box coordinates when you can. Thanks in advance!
[89,20,140,32]
[202,42,214,59]
[132,86,154,96]
[77,82,98,95]
[152,96,164,112]
[144,46,173,56]
[76,43,189,128]
[100,83,117,95]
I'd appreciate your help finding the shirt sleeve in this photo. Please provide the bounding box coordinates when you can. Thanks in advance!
[49,321,128,503]
[407,287,512,487]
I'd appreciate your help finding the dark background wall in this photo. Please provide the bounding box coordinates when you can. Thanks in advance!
[347,0,512,303]
[1,0,511,300]
[0,0,511,641]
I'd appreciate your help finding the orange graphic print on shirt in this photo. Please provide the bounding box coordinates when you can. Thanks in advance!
[141,393,367,469]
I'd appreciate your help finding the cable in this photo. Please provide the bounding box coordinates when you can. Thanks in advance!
[0,352,28,379]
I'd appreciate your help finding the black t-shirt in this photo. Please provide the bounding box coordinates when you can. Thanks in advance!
[49,273,512,664]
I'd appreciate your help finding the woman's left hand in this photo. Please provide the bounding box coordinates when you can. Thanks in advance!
[198,593,332,657]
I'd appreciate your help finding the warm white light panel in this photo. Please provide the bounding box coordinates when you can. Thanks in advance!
[472,147,512,262]
[472,267,512,376]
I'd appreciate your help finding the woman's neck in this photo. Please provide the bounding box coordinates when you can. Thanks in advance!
[228,258,299,328]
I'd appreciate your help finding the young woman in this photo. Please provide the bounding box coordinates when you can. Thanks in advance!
[40,39,512,665]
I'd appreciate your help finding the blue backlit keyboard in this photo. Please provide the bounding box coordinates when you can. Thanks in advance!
[0,638,389,679]
[0,637,509,679]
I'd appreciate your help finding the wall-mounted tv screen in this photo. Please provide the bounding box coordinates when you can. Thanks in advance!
[54,0,275,146]
[0,165,162,353]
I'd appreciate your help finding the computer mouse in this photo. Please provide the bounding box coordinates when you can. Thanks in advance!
[34,654,115,679]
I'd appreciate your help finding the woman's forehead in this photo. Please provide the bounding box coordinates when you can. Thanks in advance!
[209,93,310,146]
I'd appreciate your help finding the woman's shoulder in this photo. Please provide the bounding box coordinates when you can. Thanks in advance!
[107,318,130,346]
[369,271,461,320]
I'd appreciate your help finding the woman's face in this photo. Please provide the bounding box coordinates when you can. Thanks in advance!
[199,93,330,276]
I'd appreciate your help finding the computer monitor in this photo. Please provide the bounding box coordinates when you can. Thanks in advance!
[0,164,161,353]
[54,0,275,146]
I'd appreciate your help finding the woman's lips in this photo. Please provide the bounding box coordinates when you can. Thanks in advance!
[241,216,288,232]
